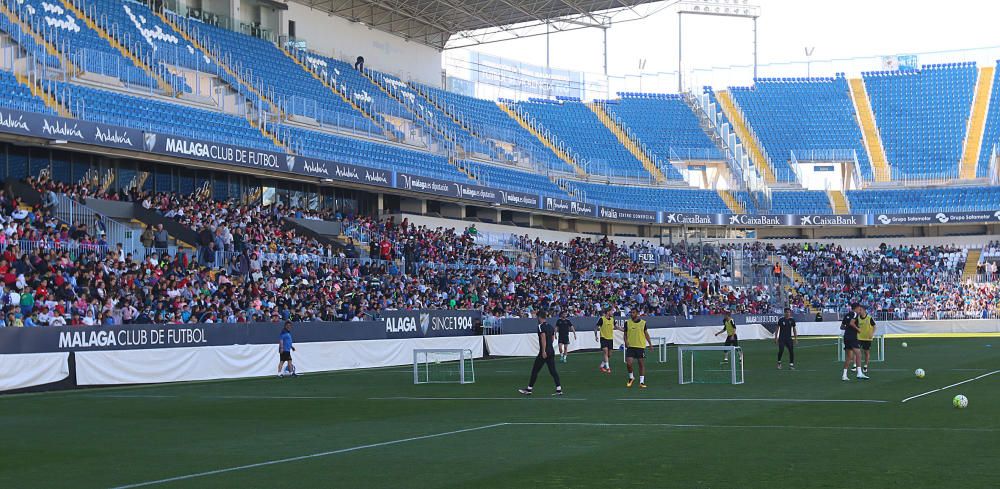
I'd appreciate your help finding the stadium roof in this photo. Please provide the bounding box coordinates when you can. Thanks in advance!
[290,0,675,50]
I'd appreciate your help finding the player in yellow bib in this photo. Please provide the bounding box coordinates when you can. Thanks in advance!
[594,309,616,373]
[624,308,651,388]
[855,304,877,375]
[714,311,740,363]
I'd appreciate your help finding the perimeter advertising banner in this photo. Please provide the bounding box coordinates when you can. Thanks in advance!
[0,312,481,354]
[395,173,538,209]
[869,210,1000,226]
[381,310,482,339]
[0,107,143,151]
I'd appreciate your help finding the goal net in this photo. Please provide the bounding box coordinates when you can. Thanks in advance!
[837,335,885,363]
[413,349,475,384]
[677,346,744,384]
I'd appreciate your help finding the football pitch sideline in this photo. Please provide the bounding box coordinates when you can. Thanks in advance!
[1,337,998,488]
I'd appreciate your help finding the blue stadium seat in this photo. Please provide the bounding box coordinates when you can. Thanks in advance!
[846,186,1000,214]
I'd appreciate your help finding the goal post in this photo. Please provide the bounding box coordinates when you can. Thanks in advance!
[677,346,744,385]
[837,335,885,362]
[413,349,475,384]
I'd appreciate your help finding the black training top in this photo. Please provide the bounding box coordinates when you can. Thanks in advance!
[556,318,573,336]
[777,317,796,338]
[537,321,556,354]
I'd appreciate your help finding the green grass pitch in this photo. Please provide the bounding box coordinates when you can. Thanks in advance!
[2,337,998,488]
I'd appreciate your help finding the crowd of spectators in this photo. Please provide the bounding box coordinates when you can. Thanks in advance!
[1,182,997,326]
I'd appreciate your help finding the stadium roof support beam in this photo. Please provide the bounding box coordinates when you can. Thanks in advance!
[290,0,668,50]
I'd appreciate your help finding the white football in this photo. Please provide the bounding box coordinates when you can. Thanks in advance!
[914,368,925,378]
[901,342,908,348]
[953,394,969,409]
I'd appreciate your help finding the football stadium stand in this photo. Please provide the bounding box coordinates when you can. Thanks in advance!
[730,75,872,181]
[863,63,977,180]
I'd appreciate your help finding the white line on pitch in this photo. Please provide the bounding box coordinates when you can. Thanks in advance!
[369,396,588,401]
[506,422,998,432]
[107,423,507,489]
[616,398,889,403]
[901,369,1000,403]
[85,394,345,400]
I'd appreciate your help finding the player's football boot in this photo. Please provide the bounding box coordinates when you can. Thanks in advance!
[518,388,533,395]
[626,378,634,388]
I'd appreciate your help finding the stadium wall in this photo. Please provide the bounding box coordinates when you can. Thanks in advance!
[282,2,442,86]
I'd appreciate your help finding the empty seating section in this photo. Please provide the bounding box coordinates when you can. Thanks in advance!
[564,181,732,213]
[10,0,162,89]
[76,0,199,92]
[388,80,493,157]
[730,76,871,181]
[606,93,721,172]
[49,80,278,151]
[515,99,649,179]
[416,85,575,172]
[863,64,976,179]
[295,51,405,140]
[768,190,832,214]
[0,69,53,113]
[0,13,60,67]
[976,61,1000,178]
[181,19,377,133]
[460,160,565,197]
[846,187,1000,214]
[278,124,471,183]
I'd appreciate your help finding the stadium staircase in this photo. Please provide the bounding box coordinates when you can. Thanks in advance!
[768,255,820,314]
[962,249,982,282]
[410,83,490,147]
[715,90,776,183]
[280,48,395,141]
[717,189,745,214]
[960,66,995,179]
[155,10,278,115]
[496,102,586,178]
[847,78,891,182]
[58,0,173,96]
[828,190,850,214]
[585,101,667,183]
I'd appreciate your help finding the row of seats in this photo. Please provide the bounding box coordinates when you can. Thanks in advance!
[863,64,976,179]
[846,186,1000,214]
[175,15,378,133]
[976,60,1000,178]
[459,160,566,198]
[48,80,279,151]
[730,75,872,181]
[0,68,54,114]
[604,94,721,178]
[768,190,833,214]
[0,12,59,68]
[417,85,575,173]
[10,0,172,90]
[564,181,734,213]
[277,123,471,183]
[515,99,652,179]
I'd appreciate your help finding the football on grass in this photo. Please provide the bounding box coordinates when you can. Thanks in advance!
[914,368,925,378]
[953,395,969,409]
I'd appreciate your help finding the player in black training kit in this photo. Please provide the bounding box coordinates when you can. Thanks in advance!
[555,310,577,363]
[519,311,563,396]
[775,308,797,369]
[841,303,869,381]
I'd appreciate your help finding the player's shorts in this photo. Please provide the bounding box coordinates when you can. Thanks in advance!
[778,336,794,346]
[280,351,292,362]
[558,334,571,345]
[858,340,872,350]
[600,338,614,350]
[724,336,739,346]
[625,347,646,359]
[843,338,860,350]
